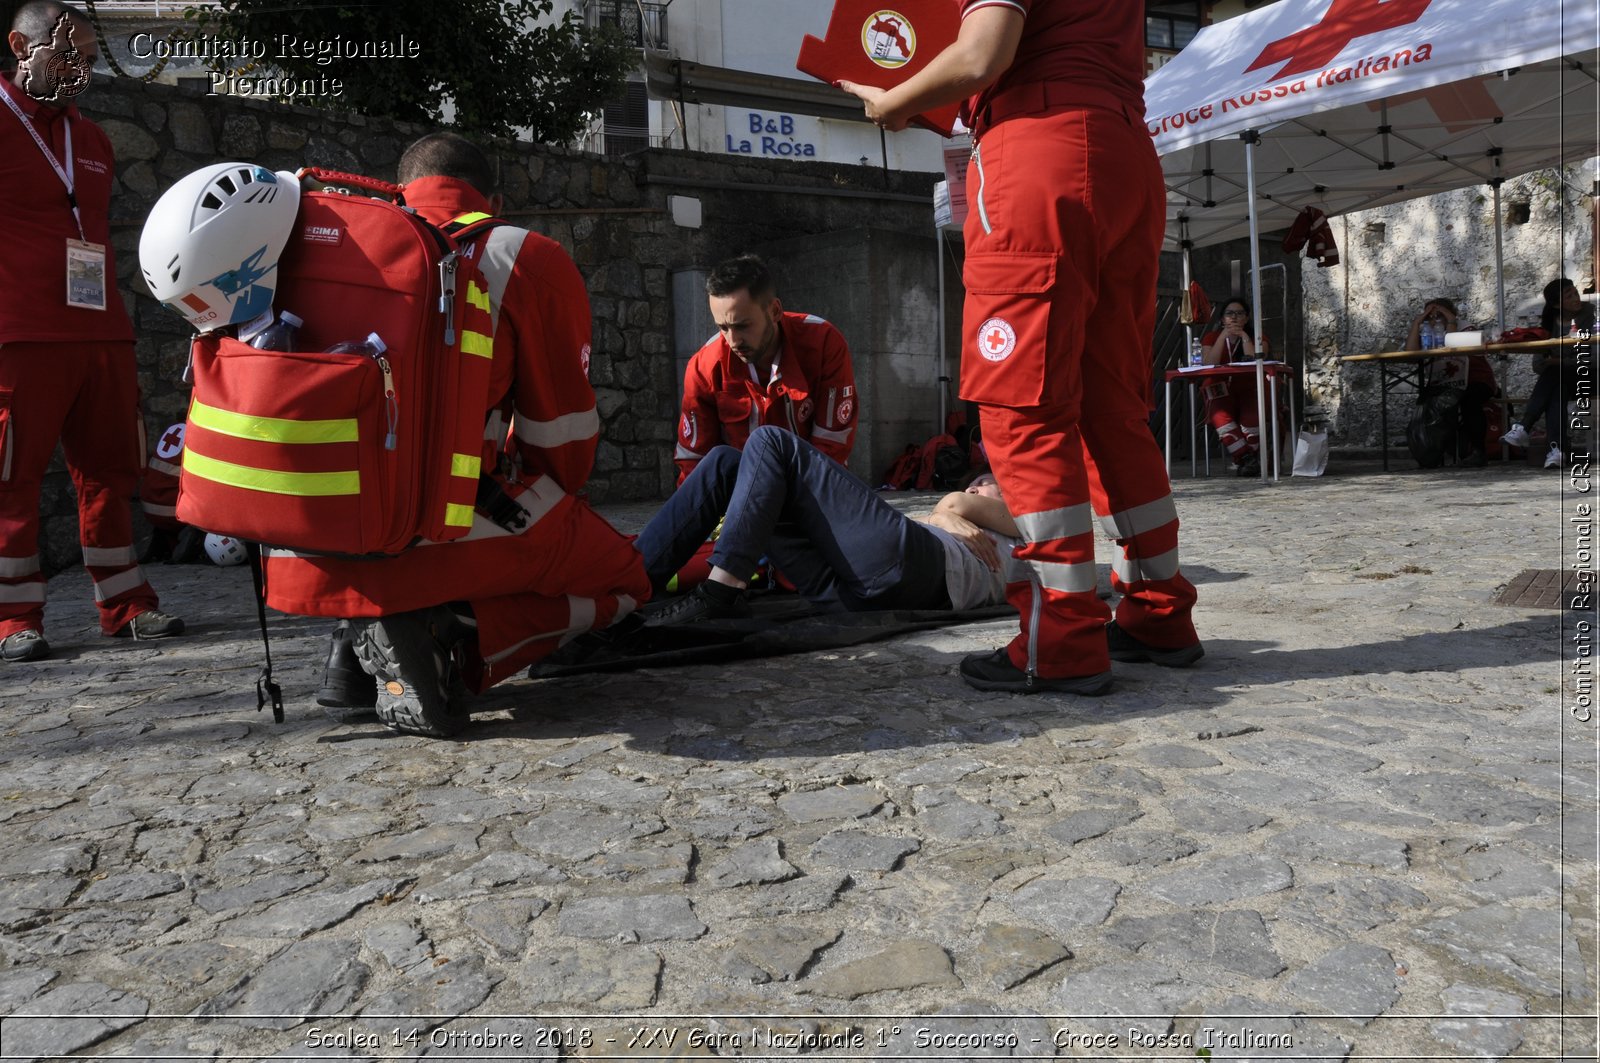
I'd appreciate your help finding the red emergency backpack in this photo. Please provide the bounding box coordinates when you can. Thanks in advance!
[176,169,498,557]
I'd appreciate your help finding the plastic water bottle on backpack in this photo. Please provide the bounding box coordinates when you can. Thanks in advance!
[325,332,396,450]
[246,310,303,351]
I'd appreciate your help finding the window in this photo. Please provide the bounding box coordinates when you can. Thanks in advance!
[1146,1,1201,51]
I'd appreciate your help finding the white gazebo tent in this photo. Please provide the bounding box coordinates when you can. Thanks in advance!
[1144,0,1600,476]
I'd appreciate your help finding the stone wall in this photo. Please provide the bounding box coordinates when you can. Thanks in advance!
[1299,169,1595,450]
[38,74,941,573]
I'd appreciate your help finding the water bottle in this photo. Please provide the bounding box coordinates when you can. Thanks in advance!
[1420,319,1435,350]
[247,310,303,351]
[324,331,387,358]
[1189,336,1204,367]
[325,333,396,450]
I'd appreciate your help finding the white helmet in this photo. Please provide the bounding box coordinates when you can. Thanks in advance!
[139,163,300,333]
[204,533,248,567]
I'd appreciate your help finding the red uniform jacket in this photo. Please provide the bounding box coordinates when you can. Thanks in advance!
[674,312,856,483]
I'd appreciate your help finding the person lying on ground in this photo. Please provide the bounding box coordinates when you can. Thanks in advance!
[633,425,1021,625]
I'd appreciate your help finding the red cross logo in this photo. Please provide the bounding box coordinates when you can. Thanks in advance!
[155,423,186,460]
[1246,0,1433,82]
[978,317,1016,363]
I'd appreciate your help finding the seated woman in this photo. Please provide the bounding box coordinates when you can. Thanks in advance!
[1200,297,1269,476]
[633,425,1022,625]
[1406,296,1494,467]
[1502,277,1595,469]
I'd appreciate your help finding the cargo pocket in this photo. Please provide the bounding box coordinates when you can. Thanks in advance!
[960,251,1056,408]
[0,386,13,484]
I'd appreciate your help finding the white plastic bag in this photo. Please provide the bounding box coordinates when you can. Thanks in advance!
[1292,428,1330,477]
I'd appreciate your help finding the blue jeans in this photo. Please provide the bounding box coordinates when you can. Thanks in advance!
[634,426,951,610]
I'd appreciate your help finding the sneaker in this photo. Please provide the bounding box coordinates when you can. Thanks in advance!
[351,606,471,738]
[113,609,185,640]
[1,628,50,662]
[315,620,377,709]
[1500,423,1530,448]
[641,583,751,627]
[1106,620,1204,667]
[958,648,1112,695]
[1545,445,1564,469]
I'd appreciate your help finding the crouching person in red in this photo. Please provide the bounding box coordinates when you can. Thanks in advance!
[280,133,648,736]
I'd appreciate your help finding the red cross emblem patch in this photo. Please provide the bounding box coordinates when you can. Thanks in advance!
[978,317,1016,363]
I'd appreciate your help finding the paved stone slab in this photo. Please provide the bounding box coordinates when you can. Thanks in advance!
[1043,804,1142,845]
[1231,738,1385,775]
[1166,796,1274,835]
[806,830,920,872]
[80,868,185,903]
[1049,960,1194,1040]
[914,787,1006,838]
[1000,876,1121,931]
[706,838,799,887]
[718,925,841,984]
[518,947,662,1008]
[198,940,369,1031]
[0,968,56,1013]
[1136,743,1222,768]
[464,897,549,958]
[799,938,959,999]
[122,942,252,991]
[1284,943,1400,1024]
[511,809,664,861]
[1146,854,1294,905]
[1264,823,1410,871]
[1415,904,1584,998]
[225,877,411,938]
[357,954,500,1030]
[0,841,95,876]
[1280,875,1432,934]
[0,874,80,929]
[777,785,886,823]
[748,872,850,915]
[1092,828,1201,866]
[1377,772,1560,826]
[353,824,484,864]
[194,870,325,914]
[415,852,567,902]
[581,842,694,885]
[363,920,434,971]
[963,923,1072,990]
[1105,910,1285,979]
[1429,984,1530,1059]
[1,981,148,1062]
[557,894,707,942]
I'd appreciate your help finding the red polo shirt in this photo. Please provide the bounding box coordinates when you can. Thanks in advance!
[959,0,1146,123]
[0,76,133,344]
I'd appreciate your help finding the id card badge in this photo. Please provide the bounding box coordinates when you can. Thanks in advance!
[65,239,107,311]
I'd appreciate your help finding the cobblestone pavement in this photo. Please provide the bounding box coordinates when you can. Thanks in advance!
[1,461,1594,1062]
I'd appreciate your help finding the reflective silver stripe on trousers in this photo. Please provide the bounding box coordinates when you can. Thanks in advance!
[1032,559,1099,594]
[483,593,598,665]
[0,582,45,603]
[149,458,181,477]
[142,503,177,517]
[484,409,507,443]
[514,406,601,448]
[0,554,41,578]
[93,566,147,602]
[675,443,704,461]
[1096,495,1178,541]
[1013,502,1094,544]
[82,545,138,567]
[1113,546,1181,585]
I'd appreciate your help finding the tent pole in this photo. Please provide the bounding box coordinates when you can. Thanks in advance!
[1244,130,1269,482]
[1491,169,1506,337]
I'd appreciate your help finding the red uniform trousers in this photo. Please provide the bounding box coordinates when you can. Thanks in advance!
[263,474,649,690]
[1204,381,1261,465]
[0,340,158,637]
[961,104,1198,678]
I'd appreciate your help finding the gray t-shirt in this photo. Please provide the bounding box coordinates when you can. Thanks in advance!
[923,524,1014,610]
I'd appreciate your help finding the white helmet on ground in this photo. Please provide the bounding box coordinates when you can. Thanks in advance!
[139,163,301,333]
[204,533,248,567]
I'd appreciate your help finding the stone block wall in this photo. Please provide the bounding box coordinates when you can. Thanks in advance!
[35,74,941,573]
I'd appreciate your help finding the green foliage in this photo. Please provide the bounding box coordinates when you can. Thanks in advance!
[181,0,637,143]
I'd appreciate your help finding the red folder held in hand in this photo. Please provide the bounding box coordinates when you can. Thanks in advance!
[797,1,962,136]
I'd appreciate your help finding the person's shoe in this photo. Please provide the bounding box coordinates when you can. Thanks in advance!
[1,628,50,662]
[642,583,751,627]
[1105,620,1204,668]
[1545,445,1564,469]
[113,609,185,640]
[351,606,471,738]
[316,620,377,709]
[1461,449,1488,468]
[1500,422,1531,448]
[1236,455,1262,477]
[958,648,1112,695]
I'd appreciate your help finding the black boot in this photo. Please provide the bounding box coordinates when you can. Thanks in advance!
[316,620,377,709]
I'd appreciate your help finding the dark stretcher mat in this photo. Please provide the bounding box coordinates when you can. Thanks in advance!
[530,597,1015,678]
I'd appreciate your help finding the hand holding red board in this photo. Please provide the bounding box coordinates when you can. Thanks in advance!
[796,1,962,136]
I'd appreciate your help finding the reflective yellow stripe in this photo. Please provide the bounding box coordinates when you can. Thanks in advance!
[452,211,493,225]
[466,281,490,314]
[460,329,493,359]
[444,503,474,528]
[190,399,358,445]
[451,452,480,479]
[184,448,359,496]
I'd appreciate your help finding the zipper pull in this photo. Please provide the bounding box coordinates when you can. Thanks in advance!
[438,254,459,346]
[377,354,398,450]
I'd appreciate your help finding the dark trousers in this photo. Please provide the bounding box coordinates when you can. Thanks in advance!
[1524,364,1570,450]
[635,426,950,610]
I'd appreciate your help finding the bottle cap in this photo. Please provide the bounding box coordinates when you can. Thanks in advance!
[280,310,304,329]
[366,331,387,355]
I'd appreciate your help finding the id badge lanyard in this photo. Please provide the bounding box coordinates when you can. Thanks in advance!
[0,86,86,240]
